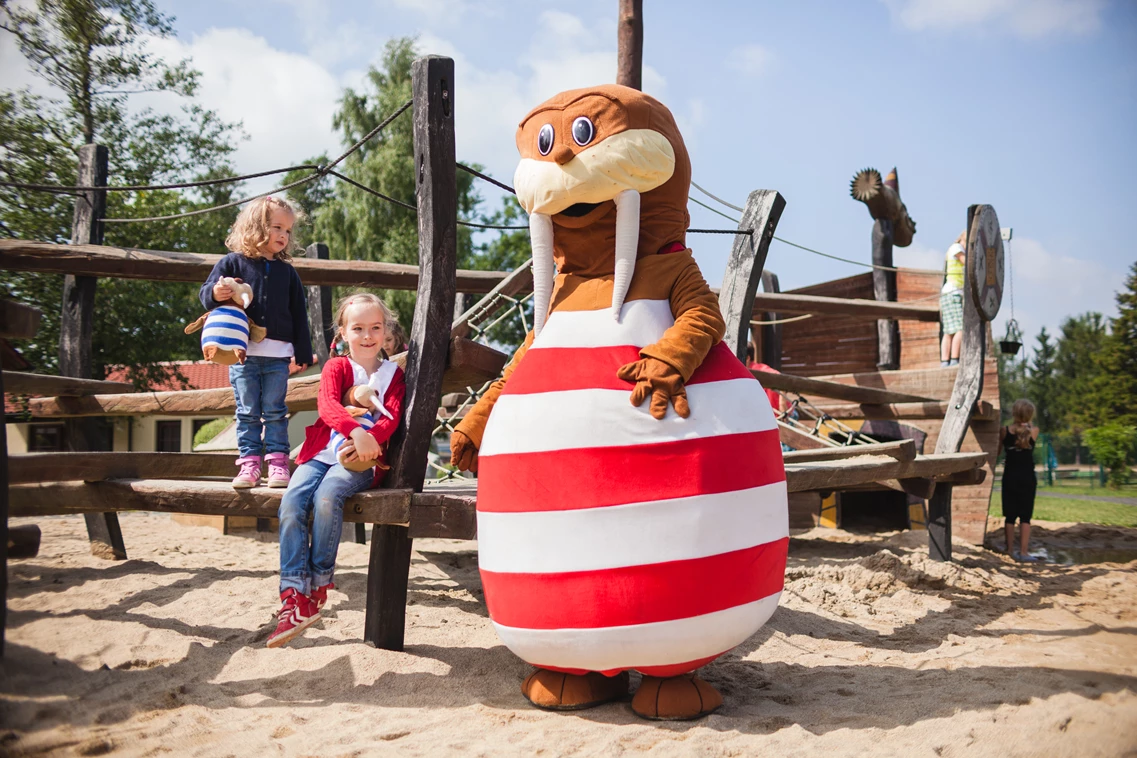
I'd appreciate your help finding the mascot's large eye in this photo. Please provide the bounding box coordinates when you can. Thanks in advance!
[537,124,554,156]
[571,116,594,146]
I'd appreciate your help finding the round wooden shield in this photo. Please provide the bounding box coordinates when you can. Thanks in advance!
[967,205,1004,322]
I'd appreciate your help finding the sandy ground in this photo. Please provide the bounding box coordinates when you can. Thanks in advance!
[2,514,1136,757]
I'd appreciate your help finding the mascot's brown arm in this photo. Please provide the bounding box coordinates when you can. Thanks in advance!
[617,258,725,419]
[641,258,725,380]
[449,329,536,471]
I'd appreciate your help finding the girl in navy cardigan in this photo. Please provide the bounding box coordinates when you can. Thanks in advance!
[267,292,406,648]
[199,196,314,489]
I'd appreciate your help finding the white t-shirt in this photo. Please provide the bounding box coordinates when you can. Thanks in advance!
[247,337,295,358]
[313,358,399,465]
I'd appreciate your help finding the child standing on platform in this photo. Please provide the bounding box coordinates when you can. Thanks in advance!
[267,293,406,648]
[200,196,314,489]
[940,238,967,367]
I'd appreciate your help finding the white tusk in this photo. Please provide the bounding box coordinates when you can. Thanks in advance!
[611,189,641,322]
[241,293,251,309]
[529,212,555,336]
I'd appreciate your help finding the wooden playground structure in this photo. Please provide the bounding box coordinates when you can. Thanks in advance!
[0,55,1004,656]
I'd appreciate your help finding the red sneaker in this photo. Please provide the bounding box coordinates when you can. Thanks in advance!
[266,588,320,648]
[310,582,335,610]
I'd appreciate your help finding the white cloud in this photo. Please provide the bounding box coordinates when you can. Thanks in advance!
[727,44,774,78]
[2,7,675,209]
[418,12,670,196]
[881,0,1106,37]
[136,28,347,186]
[893,240,943,270]
[991,237,1125,344]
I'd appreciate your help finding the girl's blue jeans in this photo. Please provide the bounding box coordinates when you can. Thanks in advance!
[278,459,372,595]
[229,356,291,457]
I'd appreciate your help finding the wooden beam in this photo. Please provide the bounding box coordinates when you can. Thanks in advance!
[305,242,334,365]
[0,299,42,340]
[784,451,988,493]
[718,190,785,361]
[753,370,934,404]
[778,421,833,451]
[872,218,900,370]
[758,271,782,369]
[929,204,997,563]
[9,479,406,524]
[616,0,643,90]
[366,55,458,653]
[0,239,508,294]
[62,143,126,563]
[807,400,997,421]
[7,479,478,539]
[2,371,133,396]
[812,366,961,403]
[782,439,916,464]
[450,262,532,340]
[835,468,986,493]
[21,337,506,418]
[751,292,940,322]
[7,452,236,485]
[1,367,6,654]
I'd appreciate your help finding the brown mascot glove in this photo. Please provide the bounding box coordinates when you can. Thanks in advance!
[450,429,479,473]
[616,357,690,420]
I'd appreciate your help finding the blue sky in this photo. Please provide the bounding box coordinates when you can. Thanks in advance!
[3,0,1135,346]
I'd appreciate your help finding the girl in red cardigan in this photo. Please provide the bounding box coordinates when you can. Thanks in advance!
[267,292,406,648]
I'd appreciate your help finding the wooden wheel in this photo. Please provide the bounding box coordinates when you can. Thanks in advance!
[967,204,1004,322]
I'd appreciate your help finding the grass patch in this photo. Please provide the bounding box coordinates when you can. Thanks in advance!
[989,496,1137,528]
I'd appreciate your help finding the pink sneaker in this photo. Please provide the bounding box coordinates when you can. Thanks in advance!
[266,588,320,648]
[310,582,335,610]
[266,452,291,488]
[232,455,262,489]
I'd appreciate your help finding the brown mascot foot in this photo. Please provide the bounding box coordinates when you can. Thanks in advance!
[521,669,629,711]
[631,674,723,720]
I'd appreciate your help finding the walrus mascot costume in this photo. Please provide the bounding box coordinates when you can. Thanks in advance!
[449,84,788,720]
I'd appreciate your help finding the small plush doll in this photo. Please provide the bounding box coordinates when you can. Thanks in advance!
[183,276,266,365]
[332,384,394,473]
[449,85,788,720]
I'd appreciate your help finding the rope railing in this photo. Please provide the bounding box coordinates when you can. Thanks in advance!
[691,181,945,278]
[0,164,321,194]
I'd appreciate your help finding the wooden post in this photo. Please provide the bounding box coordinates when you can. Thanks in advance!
[1,298,42,656]
[718,190,786,363]
[873,219,900,370]
[617,0,643,90]
[364,56,458,650]
[760,270,782,369]
[1,366,6,655]
[64,144,126,561]
[928,204,996,561]
[305,243,334,365]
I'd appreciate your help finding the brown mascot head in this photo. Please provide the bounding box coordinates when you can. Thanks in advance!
[513,84,691,334]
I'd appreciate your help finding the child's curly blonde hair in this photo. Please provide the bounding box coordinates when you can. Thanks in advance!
[225,196,304,262]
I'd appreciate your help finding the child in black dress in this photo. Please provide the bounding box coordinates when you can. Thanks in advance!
[1002,399,1040,561]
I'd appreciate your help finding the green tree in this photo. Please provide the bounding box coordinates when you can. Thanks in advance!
[1083,423,1136,489]
[0,0,244,388]
[1087,262,1137,428]
[1028,327,1057,434]
[1051,313,1107,463]
[292,37,530,333]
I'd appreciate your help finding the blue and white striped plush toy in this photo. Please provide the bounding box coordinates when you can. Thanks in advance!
[183,276,266,365]
[334,384,396,472]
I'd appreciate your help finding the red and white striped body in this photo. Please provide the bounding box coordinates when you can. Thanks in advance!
[477,296,789,677]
